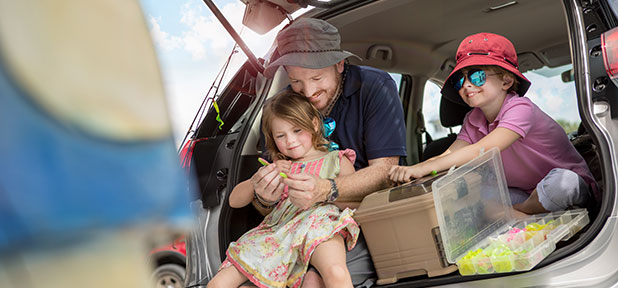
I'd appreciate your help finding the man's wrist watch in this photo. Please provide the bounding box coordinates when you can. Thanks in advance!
[326,178,339,202]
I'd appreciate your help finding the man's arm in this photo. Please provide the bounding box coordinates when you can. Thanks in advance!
[332,156,398,202]
[284,156,398,209]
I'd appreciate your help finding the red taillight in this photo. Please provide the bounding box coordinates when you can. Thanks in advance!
[179,140,194,170]
[601,27,618,85]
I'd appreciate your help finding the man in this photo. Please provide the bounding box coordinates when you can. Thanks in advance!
[251,18,407,287]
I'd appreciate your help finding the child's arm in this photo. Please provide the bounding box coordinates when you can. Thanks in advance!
[229,179,279,216]
[228,179,255,208]
[338,156,355,176]
[423,138,470,162]
[390,127,521,183]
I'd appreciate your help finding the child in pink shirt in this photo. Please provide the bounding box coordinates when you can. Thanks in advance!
[389,32,597,214]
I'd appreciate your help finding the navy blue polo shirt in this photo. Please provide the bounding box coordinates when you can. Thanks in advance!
[259,64,407,170]
[329,64,407,169]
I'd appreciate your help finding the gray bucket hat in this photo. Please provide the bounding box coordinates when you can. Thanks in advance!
[264,18,361,78]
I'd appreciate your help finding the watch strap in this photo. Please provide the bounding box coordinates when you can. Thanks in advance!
[326,178,339,202]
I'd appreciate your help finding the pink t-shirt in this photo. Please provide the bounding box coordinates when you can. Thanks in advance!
[457,92,596,193]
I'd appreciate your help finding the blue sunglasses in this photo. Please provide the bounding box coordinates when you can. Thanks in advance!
[452,69,496,91]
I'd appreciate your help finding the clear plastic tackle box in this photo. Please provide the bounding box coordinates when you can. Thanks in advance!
[355,147,589,284]
[432,147,590,275]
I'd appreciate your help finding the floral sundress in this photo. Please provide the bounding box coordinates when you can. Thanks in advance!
[220,149,360,288]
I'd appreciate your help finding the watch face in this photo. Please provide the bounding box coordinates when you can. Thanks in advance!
[330,190,339,201]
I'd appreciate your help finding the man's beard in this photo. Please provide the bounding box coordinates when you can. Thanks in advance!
[318,72,343,114]
[321,70,343,115]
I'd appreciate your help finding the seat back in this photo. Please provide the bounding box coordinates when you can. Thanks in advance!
[422,96,471,161]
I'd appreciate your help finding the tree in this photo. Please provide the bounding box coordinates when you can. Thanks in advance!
[555,119,579,135]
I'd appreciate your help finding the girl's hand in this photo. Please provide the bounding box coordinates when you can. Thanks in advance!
[388,165,425,184]
[275,159,292,175]
[251,164,284,204]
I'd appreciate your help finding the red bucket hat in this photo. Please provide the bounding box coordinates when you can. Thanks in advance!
[441,32,531,106]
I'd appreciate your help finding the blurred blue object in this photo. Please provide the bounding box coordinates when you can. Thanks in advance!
[0,61,193,249]
[0,1,194,252]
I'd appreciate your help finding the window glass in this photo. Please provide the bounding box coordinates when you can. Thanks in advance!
[609,0,618,19]
[389,73,402,91]
[422,64,579,144]
[422,81,460,141]
[522,64,580,134]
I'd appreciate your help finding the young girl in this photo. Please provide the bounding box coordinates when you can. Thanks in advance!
[390,32,597,215]
[207,90,359,288]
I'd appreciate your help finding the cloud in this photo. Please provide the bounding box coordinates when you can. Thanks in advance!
[148,16,181,51]
[146,1,243,61]
[524,72,573,119]
[166,1,250,60]
[142,1,307,145]
[148,1,284,62]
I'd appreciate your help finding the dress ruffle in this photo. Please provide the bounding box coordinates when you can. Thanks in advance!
[338,148,356,165]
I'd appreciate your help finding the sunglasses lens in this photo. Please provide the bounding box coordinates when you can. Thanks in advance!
[452,69,489,90]
[469,70,486,87]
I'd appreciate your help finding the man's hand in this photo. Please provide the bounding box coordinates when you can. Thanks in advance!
[283,173,329,210]
[388,164,426,184]
[251,163,284,203]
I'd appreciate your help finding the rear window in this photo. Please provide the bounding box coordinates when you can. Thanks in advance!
[522,64,580,135]
[422,64,580,142]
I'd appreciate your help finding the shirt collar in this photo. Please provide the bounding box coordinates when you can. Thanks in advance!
[466,91,519,134]
[493,91,519,122]
[341,64,360,99]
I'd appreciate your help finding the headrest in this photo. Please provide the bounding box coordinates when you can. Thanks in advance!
[439,95,472,128]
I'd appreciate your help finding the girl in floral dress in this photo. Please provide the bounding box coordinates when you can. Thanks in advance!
[207,90,359,288]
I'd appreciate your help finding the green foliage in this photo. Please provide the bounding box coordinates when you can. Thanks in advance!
[555,119,579,134]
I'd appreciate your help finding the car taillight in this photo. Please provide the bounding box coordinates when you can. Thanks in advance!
[601,26,618,86]
[179,140,195,170]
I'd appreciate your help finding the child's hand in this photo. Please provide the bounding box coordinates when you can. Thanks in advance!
[389,165,424,184]
[275,160,292,175]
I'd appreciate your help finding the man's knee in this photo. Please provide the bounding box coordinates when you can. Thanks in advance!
[345,232,376,285]
[301,269,324,288]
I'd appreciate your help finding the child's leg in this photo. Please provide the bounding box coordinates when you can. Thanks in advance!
[513,168,590,214]
[512,189,548,214]
[207,265,248,288]
[309,234,352,288]
[509,187,536,217]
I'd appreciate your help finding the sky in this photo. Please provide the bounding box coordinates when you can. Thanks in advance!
[139,0,581,145]
[139,0,290,146]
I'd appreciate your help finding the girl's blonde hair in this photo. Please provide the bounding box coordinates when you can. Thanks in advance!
[262,90,329,160]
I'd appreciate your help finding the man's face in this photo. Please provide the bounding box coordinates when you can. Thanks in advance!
[286,60,344,113]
